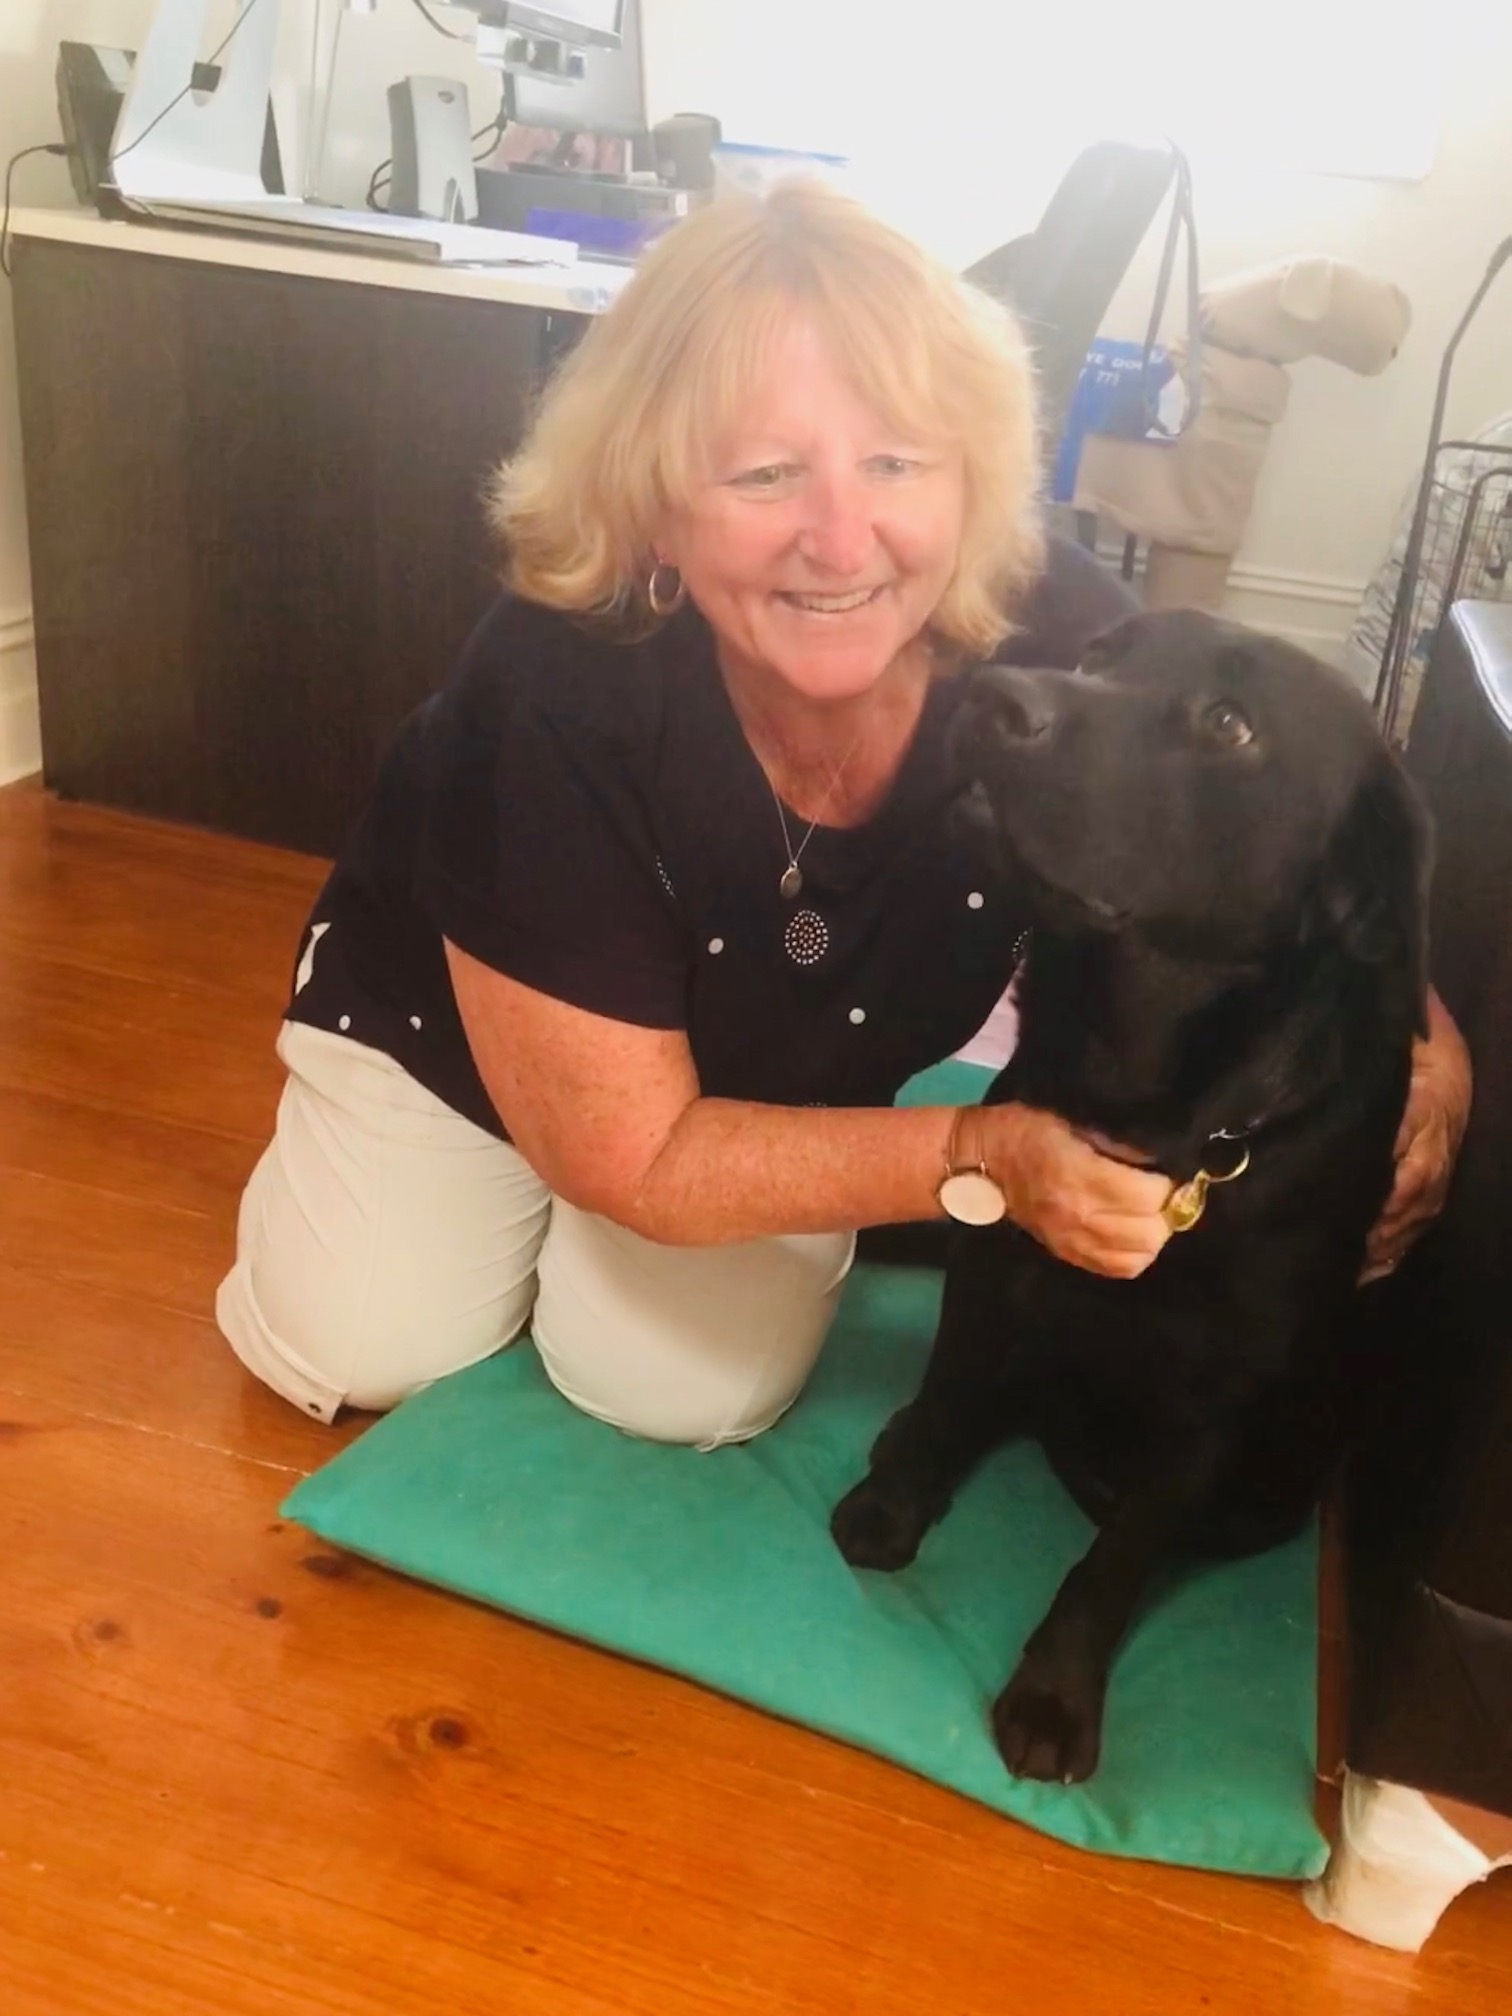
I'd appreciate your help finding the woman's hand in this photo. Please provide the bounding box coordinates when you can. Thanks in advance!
[979,1103,1173,1280]
[1361,990,1473,1282]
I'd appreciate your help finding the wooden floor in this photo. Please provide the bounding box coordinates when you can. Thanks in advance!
[2,778,1508,2016]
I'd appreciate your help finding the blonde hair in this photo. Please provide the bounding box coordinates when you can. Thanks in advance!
[490,179,1044,657]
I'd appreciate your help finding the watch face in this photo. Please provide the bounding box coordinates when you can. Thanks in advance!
[939,1169,1007,1227]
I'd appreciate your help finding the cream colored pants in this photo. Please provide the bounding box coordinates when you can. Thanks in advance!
[215,1023,855,1448]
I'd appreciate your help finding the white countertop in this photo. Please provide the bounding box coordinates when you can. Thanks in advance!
[9,205,632,316]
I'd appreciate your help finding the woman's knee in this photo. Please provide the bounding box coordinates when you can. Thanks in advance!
[217,1033,552,1420]
[530,1204,854,1448]
[218,1143,545,1421]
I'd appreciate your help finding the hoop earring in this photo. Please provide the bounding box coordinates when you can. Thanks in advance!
[647,561,687,618]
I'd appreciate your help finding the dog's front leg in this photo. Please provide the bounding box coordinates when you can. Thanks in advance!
[831,1233,1031,1572]
[993,1433,1226,1783]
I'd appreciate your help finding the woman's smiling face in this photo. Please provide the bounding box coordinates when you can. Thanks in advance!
[656,315,966,706]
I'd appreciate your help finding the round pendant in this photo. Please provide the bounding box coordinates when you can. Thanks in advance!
[779,864,804,901]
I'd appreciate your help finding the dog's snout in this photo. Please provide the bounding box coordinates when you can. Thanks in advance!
[979,668,1062,744]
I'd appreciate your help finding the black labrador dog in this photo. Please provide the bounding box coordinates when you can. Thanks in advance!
[832,610,1430,1784]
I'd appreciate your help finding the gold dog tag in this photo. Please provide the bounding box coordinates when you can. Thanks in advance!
[1162,1173,1211,1233]
[1161,1146,1252,1235]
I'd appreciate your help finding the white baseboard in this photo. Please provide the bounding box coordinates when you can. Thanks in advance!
[1097,547,1367,667]
[0,606,42,785]
[1220,563,1366,667]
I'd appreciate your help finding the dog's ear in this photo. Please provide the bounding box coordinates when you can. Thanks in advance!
[1076,616,1145,674]
[1311,752,1434,1032]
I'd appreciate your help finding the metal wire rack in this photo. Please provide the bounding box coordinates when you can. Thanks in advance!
[1375,238,1512,743]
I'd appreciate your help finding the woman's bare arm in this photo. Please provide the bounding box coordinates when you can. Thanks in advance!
[446,943,1172,1277]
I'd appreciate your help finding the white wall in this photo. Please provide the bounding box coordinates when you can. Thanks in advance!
[2,1,1510,778]
[645,0,1512,654]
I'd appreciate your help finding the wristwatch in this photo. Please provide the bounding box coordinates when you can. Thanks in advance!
[937,1107,1008,1226]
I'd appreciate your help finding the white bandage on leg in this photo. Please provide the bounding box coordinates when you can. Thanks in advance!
[1305,1772,1511,1951]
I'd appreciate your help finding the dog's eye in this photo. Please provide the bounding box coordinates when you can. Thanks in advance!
[1202,700,1254,750]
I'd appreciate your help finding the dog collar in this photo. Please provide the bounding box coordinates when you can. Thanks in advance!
[1074,1120,1261,1232]
[1161,1142,1252,1234]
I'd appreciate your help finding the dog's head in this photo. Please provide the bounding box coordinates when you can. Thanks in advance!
[956,609,1431,1020]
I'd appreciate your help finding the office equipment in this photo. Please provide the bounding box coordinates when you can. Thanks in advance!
[500,0,644,142]
[108,0,572,267]
[131,196,575,264]
[474,0,681,255]
[653,113,721,193]
[474,0,623,41]
[476,160,689,251]
[387,75,479,222]
[470,1,625,77]
[55,38,283,210]
[109,0,283,204]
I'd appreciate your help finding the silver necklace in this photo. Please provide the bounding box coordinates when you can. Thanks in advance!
[766,730,866,902]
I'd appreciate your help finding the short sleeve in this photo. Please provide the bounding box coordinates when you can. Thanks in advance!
[413,605,690,1029]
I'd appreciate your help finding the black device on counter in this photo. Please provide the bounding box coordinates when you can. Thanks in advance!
[476,161,690,225]
[651,113,721,192]
[471,2,626,52]
[56,39,283,212]
[502,0,648,153]
[470,0,699,258]
[387,76,479,223]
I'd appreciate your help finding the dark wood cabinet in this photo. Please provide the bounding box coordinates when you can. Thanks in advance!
[12,230,587,855]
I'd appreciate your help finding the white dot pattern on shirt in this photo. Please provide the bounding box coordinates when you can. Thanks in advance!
[338,1014,351,1031]
[849,1007,866,1025]
[967,890,985,910]
[708,937,724,955]
[783,908,829,966]
[409,1014,423,1029]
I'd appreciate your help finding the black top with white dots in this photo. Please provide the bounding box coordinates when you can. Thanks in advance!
[283,539,1135,1140]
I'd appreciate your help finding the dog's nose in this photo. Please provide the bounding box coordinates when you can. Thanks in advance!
[977,667,1062,743]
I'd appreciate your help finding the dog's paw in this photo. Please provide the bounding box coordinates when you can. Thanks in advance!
[830,1479,927,1572]
[991,1657,1105,1784]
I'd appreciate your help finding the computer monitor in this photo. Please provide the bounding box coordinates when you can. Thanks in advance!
[503,0,645,143]
[473,2,624,51]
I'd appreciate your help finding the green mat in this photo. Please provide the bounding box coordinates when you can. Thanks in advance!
[283,1062,1325,1880]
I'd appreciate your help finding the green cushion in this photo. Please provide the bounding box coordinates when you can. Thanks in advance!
[283,1066,1324,1879]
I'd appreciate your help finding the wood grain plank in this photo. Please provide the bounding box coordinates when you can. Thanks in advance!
[0,1258,347,1476]
[8,1393,1502,2016]
[0,1164,232,1318]
[0,782,324,994]
[1,781,1508,2013]
[0,1084,258,1220]
[0,946,286,1143]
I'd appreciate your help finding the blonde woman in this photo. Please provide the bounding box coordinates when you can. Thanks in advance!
[217,183,1465,1445]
